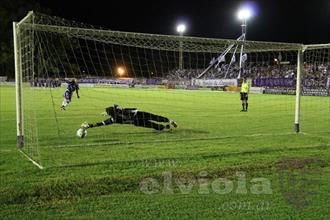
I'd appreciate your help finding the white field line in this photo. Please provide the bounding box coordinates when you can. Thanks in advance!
[0,149,13,152]
[19,150,44,169]
[300,132,330,139]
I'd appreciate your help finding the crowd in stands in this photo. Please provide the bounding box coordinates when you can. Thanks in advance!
[79,77,115,84]
[79,77,135,85]
[165,64,296,80]
[165,63,329,88]
[168,63,328,78]
[29,63,329,89]
[167,69,201,80]
[30,78,61,88]
[30,77,135,87]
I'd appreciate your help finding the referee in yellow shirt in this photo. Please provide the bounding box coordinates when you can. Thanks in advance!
[240,77,250,112]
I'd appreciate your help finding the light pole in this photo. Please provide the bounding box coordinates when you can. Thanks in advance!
[237,8,251,39]
[237,8,252,78]
[176,24,186,70]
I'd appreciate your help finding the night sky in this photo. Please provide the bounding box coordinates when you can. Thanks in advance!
[36,0,330,44]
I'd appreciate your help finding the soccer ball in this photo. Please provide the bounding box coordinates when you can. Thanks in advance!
[76,128,87,138]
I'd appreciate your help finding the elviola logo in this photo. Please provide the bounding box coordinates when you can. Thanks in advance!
[276,158,321,210]
[140,171,272,195]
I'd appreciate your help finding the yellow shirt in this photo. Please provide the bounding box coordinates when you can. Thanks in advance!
[241,81,249,93]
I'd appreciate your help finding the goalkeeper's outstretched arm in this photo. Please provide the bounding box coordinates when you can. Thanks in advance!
[86,118,114,128]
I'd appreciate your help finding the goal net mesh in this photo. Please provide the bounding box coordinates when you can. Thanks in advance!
[16,12,329,167]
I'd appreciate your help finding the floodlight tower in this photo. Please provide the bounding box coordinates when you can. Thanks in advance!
[237,8,252,78]
[176,23,186,70]
[237,9,251,38]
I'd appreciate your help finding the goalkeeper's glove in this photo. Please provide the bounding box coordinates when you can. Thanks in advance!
[81,121,89,129]
[101,111,108,116]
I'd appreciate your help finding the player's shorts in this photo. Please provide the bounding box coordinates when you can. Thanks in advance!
[64,91,72,101]
[240,92,248,101]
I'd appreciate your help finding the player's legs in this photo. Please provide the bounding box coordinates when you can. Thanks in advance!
[133,118,168,131]
[240,92,245,111]
[61,98,70,110]
[136,111,177,128]
[240,93,248,112]
[136,111,170,123]
[61,91,72,110]
[61,98,68,108]
[245,94,249,111]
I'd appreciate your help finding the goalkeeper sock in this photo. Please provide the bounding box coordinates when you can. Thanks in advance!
[242,104,245,111]
[246,103,248,111]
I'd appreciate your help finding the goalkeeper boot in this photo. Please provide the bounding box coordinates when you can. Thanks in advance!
[170,120,178,128]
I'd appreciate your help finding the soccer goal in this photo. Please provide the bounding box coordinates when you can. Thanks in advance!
[13,11,330,168]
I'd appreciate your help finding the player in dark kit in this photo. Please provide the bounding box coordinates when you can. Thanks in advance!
[80,104,177,131]
[61,79,80,110]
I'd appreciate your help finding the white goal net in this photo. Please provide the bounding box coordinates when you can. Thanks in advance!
[13,11,329,168]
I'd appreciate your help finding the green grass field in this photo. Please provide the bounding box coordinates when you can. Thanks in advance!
[1,85,329,219]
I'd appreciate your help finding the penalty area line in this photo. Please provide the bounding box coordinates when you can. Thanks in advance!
[300,132,330,140]
[19,150,44,170]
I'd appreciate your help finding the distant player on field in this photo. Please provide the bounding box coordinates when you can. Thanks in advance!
[240,77,250,112]
[61,79,80,110]
[80,104,177,131]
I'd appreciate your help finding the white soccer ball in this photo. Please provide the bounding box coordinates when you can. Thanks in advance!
[76,128,87,138]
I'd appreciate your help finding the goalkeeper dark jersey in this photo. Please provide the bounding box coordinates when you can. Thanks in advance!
[88,105,175,131]
[105,105,138,123]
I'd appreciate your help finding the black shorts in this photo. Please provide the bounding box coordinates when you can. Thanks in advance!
[240,92,248,101]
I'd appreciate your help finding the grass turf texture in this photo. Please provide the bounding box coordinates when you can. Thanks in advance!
[0,85,329,219]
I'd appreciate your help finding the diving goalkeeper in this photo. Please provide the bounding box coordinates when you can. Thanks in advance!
[81,104,177,131]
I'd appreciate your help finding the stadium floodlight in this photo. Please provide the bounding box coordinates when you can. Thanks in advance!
[236,7,253,78]
[176,24,186,35]
[176,23,186,70]
[237,7,252,36]
[237,9,252,21]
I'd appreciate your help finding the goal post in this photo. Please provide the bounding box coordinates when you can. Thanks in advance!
[294,48,303,133]
[13,11,45,169]
[14,11,36,149]
[13,21,24,148]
